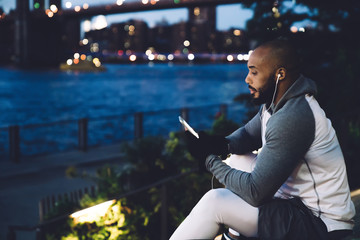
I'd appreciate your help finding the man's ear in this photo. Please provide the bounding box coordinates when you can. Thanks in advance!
[276,68,286,81]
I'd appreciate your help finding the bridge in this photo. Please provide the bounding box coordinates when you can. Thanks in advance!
[15,0,244,67]
[60,0,243,18]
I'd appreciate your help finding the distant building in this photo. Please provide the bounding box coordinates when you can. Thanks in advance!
[124,19,148,53]
[171,21,189,53]
[84,27,109,55]
[218,28,248,53]
[99,19,148,55]
[148,19,172,53]
[188,6,217,53]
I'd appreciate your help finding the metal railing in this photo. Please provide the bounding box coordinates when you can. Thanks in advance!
[0,102,246,162]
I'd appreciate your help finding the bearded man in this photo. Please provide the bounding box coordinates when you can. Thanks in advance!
[170,39,355,240]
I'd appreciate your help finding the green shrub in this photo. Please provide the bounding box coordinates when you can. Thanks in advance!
[45,117,239,239]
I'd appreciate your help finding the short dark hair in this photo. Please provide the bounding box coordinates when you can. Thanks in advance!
[259,38,301,74]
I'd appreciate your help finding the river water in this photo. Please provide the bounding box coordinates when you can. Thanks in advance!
[0,63,250,159]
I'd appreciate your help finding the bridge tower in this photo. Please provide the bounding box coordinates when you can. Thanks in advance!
[14,0,74,68]
[15,0,30,67]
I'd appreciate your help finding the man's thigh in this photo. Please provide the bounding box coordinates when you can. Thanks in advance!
[205,188,259,237]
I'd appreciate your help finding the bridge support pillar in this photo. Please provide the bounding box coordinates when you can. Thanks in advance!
[15,0,30,67]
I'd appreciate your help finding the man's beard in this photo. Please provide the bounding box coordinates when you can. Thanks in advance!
[251,75,276,106]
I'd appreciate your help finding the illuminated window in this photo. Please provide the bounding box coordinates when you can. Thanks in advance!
[233,29,241,36]
[194,7,200,16]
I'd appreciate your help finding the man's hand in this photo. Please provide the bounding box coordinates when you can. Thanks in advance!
[184,131,229,171]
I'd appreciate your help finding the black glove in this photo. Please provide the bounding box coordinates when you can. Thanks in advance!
[184,131,229,171]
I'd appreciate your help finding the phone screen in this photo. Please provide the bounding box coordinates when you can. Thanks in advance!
[178,116,199,139]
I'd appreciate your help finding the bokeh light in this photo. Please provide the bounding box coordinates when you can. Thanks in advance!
[129,54,137,61]
[65,1,72,8]
[187,53,195,61]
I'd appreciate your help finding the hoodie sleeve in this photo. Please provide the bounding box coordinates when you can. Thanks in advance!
[226,110,262,154]
[206,97,315,207]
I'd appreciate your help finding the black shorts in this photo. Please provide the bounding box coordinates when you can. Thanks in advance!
[258,197,328,240]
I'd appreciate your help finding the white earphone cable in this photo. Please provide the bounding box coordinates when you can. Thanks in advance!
[262,74,281,117]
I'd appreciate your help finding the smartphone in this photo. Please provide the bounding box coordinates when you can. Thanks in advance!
[178,116,199,139]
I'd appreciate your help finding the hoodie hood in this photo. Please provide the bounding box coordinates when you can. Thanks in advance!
[272,75,317,113]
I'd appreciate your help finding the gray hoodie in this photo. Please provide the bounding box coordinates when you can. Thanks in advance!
[206,75,355,231]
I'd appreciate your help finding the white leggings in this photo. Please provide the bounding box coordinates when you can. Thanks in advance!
[170,154,259,240]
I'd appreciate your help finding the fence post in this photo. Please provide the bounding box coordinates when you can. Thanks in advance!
[39,199,45,223]
[180,108,189,122]
[9,125,20,163]
[78,118,88,151]
[160,184,168,240]
[220,104,228,119]
[36,227,43,240]
[134,112,143,139]
[7,226,16,240]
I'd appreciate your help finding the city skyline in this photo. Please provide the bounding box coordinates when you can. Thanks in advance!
[1,0,254,30]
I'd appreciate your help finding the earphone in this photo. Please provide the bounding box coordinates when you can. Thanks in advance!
[262,73,281,116]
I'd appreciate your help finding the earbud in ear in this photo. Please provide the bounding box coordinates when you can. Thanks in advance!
[278,74,281,78]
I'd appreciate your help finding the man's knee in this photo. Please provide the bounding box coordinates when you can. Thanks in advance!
[201,189,231,205]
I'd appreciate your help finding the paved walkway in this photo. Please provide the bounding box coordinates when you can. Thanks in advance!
[0,144,125,240]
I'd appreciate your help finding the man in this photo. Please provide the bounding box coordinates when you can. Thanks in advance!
[170,39,355,240]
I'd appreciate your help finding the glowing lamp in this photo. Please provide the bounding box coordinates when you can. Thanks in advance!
[188,53,195,61]
[227,55,234,62]
[148,54,155,61]
[129,54,137,62]
[290,26,298,33]
[50,5,58,13]
[70,200,115,224]
[167,54,174,61]
[117,0,124,6]
[237,54,244,61]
